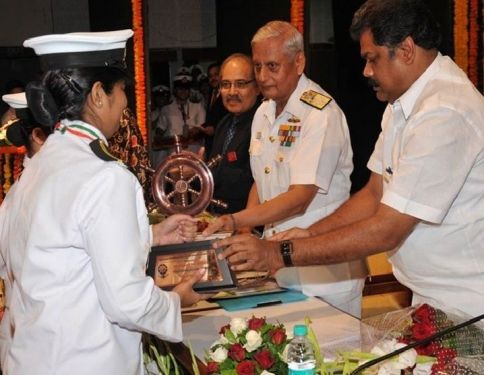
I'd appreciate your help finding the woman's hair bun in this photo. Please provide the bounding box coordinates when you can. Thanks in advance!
[5,120,27,147]
[26,81,59,129]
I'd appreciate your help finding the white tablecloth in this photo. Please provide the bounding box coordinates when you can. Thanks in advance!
[182,297,361,361]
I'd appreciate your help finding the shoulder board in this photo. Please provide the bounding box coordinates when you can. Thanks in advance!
[300,90,332,110]
[89,139,122,163]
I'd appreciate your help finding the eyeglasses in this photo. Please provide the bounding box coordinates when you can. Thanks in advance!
[219,79,255,90]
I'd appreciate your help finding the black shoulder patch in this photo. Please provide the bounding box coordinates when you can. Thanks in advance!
[89,139,121,162]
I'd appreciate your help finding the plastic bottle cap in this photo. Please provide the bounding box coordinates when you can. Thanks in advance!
[293,324,308,336]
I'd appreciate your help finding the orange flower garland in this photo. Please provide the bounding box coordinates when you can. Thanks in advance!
[13,153,24,181]
[131,0,148,145]
[453,0,469,74]
[291,0,304,35]
[2,153,12,196]
[467,0,479,86]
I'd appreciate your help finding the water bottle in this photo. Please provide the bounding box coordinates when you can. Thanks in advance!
[287,324,316,375]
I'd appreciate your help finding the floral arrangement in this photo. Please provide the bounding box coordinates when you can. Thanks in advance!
[206,316,290,375]
[353,303,484,375]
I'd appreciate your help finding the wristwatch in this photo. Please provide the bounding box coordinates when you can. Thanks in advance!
[279,240,294,267]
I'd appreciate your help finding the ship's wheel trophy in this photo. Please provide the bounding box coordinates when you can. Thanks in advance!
[151,136,227,216]
[146,137,237,293]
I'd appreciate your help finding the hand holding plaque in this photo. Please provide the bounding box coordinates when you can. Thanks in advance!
[148,233,236,293]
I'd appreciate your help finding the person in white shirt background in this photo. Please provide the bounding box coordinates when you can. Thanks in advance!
[153,72,206,168]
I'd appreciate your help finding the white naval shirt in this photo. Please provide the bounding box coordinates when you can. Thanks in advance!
[0,120,182,375]
[250,74,366,306]
[156,99,206,137]
[368,53,484,317]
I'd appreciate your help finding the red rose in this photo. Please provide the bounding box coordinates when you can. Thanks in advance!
[219,323,231,335]
[254,349,275,369]
[207,361,219,374]
[236,360,256,375]
[229,343,246,362]
[269,327,286,345]
[412,303,436,325]
[248,317,266,331]
[416,341,440,356]
[411,322,437,340]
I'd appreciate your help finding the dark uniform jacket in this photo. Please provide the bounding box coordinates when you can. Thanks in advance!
[208,102,259,214]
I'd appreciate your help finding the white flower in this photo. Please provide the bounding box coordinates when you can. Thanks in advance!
[260,371,275,375]
[370,339,417,374]
[414,362,433,375]
[210,346,228,363]
[394,342,417,369]
[244,330,263,352]
[211,334,229,348]
[377,362,401,375]
[371,338,398,357]
[230,317,247,335]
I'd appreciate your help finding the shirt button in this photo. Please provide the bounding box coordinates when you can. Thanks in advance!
[269,136,275,143]
[264,167,271,174]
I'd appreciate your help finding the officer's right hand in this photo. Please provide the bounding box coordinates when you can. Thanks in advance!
[172,269,213,307]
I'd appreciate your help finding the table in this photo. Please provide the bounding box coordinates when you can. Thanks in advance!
[181,297,362,363]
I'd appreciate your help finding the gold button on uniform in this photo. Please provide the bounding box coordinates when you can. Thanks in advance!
[264,167,271,174]
[269,136,275,143]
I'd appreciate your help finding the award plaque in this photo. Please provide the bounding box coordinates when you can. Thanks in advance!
[148,239,237,292]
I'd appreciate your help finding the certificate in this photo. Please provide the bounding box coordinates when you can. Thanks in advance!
[148,239,237,292]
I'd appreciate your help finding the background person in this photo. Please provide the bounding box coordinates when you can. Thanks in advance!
[0,29,207,375]
[0,80,26,124]
[153,72,206,167]
[205,21,366,317]
[214,0,484,318]
[0,91,52,366]
[203,62,228,158]
[208,53,260,215]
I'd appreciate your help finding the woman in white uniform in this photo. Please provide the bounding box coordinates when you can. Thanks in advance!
[0,30,207,375]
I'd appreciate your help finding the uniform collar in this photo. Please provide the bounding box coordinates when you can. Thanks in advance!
[263,74,310,122]
[393,52,443,120]
[57,119,108,143]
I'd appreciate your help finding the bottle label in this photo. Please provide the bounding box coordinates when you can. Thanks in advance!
[288,368,316,375]
[288,360,316,374]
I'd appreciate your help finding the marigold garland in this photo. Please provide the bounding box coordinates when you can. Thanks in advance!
[2,153,12,196]
[467,0,479,86]
[0,147,25,203]
[454,0,469,73]
[290,0,304,35]
[131,0,148,145]
[453,0,482,91]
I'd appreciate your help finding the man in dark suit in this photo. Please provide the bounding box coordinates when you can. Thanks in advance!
[208,53,260,214]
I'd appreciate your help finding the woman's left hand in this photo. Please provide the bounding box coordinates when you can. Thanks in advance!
[152,214,198,245]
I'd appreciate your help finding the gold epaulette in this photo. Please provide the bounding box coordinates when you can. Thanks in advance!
[300,90,332,110]
[89,139,122,163]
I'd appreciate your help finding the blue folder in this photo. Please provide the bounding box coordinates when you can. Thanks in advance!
[216,290,308,312]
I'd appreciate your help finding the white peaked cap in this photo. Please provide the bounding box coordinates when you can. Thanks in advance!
[23,29,134,55]
[23,29,134,71]
[2,92,27,109]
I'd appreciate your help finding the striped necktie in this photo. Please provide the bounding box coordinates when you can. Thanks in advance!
[222,117,237,154]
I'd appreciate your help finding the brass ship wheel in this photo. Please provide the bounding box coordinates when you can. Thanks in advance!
[151,137,227,216]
